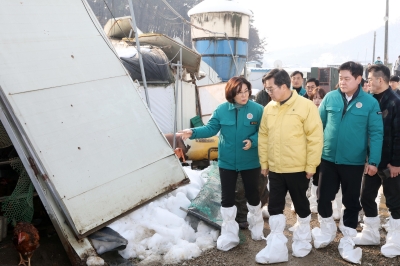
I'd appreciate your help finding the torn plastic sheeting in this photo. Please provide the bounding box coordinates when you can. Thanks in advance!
[120,47,175,83]
[187,161,222,229]
[88,227,128,255]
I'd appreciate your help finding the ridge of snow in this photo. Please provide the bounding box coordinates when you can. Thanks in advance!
[188,0,252,16]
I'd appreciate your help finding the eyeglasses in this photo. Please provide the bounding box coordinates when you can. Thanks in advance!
[237,90,249,96]
[265,86,279,94]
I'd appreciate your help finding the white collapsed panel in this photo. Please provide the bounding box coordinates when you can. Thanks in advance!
[198,83,227,124]
[0,0,187,237]
[138,85,175,133]
[177,82,197,131]
[138,83,196,133]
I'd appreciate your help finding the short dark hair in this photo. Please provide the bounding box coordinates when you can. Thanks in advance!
[368,64,390,83]
[262,72,271,84]
[390,75,400,82]
[290,70,303,78]
[338,61,363,79]
[309,87,326,100]
[306,78,319,87]
[263,68,291,89]
[360,78,365,87]
[225,77,252,103]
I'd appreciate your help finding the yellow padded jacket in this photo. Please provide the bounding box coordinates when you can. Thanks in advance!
[258,91,323,174]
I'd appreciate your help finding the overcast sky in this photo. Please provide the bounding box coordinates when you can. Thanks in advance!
[236,0,400,52]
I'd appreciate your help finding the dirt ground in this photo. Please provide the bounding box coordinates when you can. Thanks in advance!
[1,194,400,266]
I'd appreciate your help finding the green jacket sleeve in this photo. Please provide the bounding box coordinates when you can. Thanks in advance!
[248,131,258,149]
[191,109,221,139]
[319,96,328,130]
[367,100,383,165]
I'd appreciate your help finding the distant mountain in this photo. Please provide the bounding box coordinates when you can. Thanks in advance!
[263,18,400,68]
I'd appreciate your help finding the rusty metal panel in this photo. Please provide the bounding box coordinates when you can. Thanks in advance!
[0,0,188,242]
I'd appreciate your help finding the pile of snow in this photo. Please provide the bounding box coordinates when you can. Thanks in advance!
[188,0,252,16]
[108,166,219,265]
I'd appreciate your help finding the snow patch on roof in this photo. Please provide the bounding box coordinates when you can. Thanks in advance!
[188,0,252,16]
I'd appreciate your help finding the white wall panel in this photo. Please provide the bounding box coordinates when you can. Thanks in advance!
[0,0,187,238]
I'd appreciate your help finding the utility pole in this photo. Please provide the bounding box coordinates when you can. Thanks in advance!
[372,31,376,63]
[384,0,389,65]
[127,0,151,110]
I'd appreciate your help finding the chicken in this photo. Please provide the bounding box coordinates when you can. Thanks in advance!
[13,222,40,266]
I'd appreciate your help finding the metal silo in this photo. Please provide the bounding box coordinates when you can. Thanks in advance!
[188,0,252,82]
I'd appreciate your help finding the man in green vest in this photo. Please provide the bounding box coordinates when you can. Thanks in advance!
[290,71,307,98]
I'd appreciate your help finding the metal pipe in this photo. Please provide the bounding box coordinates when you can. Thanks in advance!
[384,0,389,65]
[180,48,183,131]
[127,0,151,110]
[372,31,376,63]
[172,62,181,150]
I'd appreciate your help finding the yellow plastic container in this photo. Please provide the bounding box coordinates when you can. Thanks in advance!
[184,136,218,161]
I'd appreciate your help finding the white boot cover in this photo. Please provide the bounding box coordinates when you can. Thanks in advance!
[338,227,362,264]
[311,215,337,248]
[291,214,312,257]
[255,214,288,264]
[262,205,270,219]
[381,217,400,258]
[309,185,318,213]
[332,189,342,220]
[353,216,380,245]
[247,202,264,241]
[217,206,240,251]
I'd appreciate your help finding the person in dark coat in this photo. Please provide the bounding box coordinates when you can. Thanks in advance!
[354,64,400,258]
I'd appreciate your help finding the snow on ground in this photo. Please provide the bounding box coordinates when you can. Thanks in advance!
[108,166,219,265]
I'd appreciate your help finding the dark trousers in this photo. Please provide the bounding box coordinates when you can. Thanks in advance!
[268,171,310,218]
[312,165,320,186]
[318,159,364,229]
[235,173,269,223]
[361,171,400,219]
[219,167,260,208]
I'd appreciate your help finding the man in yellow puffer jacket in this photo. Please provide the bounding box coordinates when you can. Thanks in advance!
[255,68,323,264]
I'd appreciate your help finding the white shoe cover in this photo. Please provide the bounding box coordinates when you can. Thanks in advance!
[262,205,270,219]
[291,214,312,257]
[255,214,288,264]
[312,215,337,248]
[247,202,264,241]
[381,217,400,258]
[332,189,342,220]
[353,216,380,245]
[339,227,362,264]
[217,206,239,251]
[309,185,318,214]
